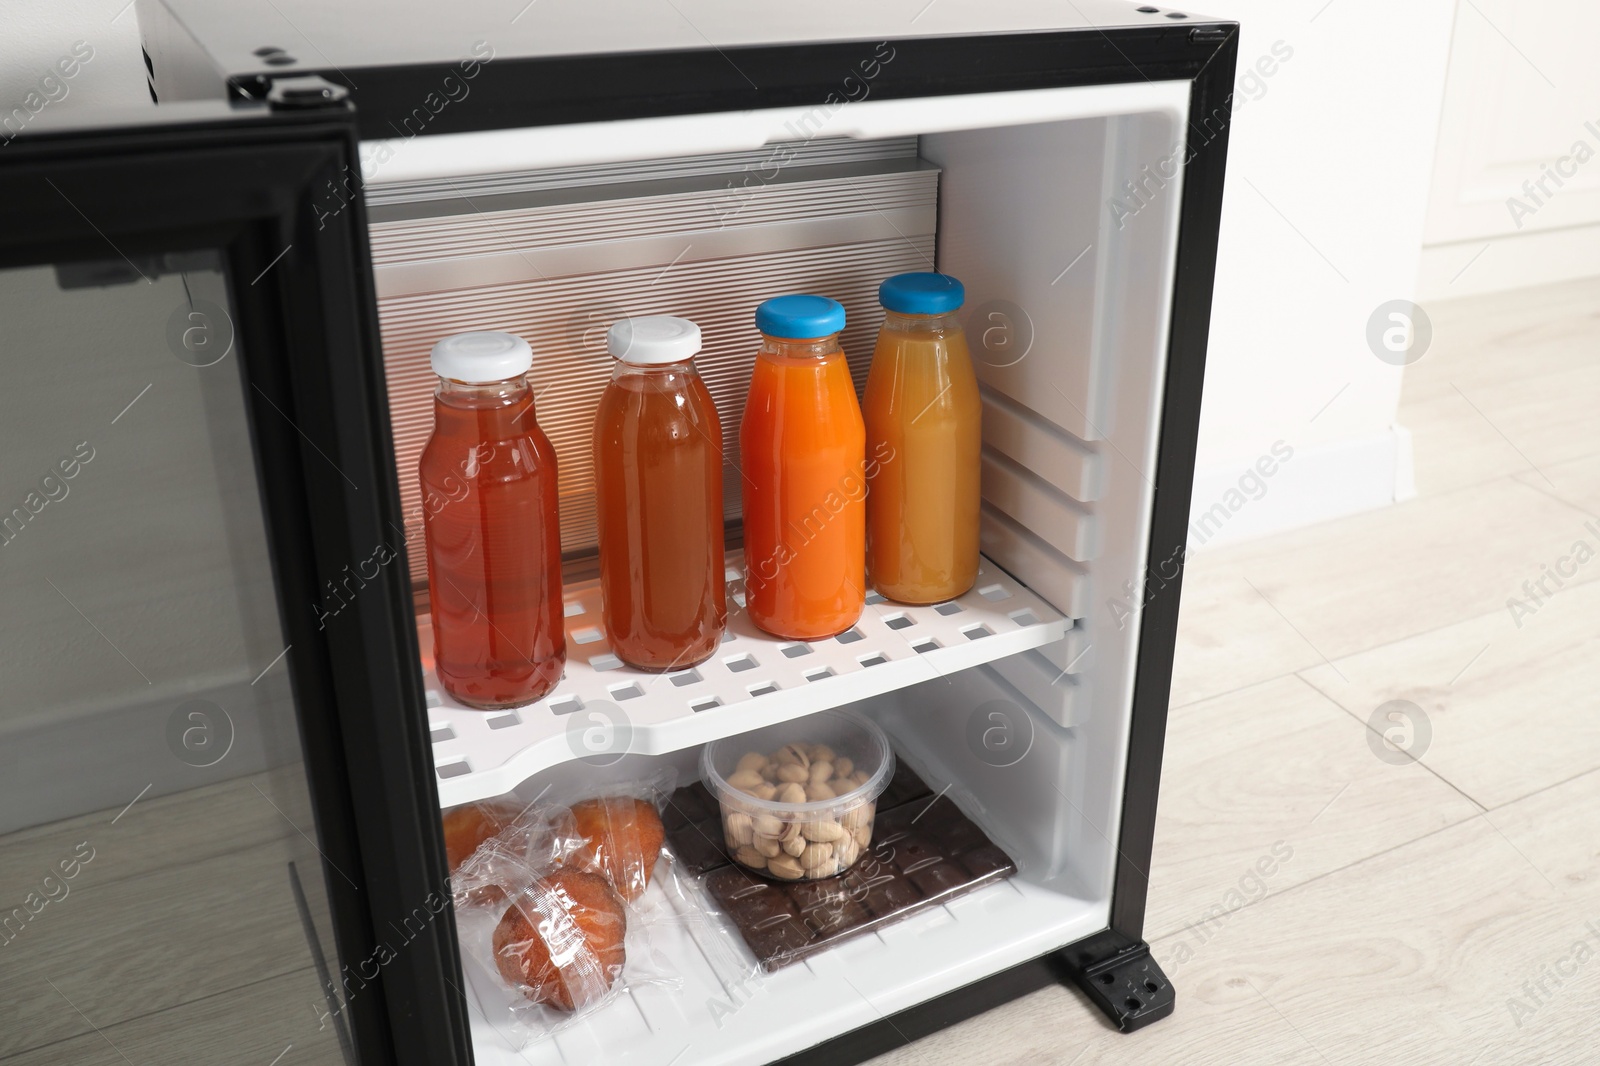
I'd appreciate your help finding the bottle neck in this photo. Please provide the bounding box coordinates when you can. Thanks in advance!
[436,376,530,407]
[609,357,699,383]
[434,377,533,437]
[758,333,841,360]
[882,310,962,334]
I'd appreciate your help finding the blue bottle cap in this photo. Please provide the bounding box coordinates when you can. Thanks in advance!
[878,272,965,315]
[755,294,846,339]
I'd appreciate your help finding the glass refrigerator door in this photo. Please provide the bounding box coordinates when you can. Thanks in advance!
[0,105,466,1065]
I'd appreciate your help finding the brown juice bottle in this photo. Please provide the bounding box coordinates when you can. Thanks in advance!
[594,317,726,670]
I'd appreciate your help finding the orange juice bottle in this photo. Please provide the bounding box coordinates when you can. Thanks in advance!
[594,316,727,670]
[740,295,866,640]
[864,273,981,604]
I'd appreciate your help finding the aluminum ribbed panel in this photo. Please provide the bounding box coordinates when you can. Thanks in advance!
[364,136,919,208]
[379,241,931,567]
[375,152,936,585]
[369,163,937,273]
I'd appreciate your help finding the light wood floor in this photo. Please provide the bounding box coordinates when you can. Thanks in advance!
[0,772,347,1065]
[867,277,1600,1065]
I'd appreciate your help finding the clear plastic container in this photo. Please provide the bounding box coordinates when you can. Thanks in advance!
[701,709,893,881]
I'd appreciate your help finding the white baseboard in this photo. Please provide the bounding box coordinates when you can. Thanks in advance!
[1187,427,1412,550]
[1419,222,1600,300]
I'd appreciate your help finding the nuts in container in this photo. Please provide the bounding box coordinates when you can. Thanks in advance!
[701,709,893,881]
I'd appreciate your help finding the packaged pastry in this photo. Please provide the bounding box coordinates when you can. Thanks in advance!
[441,798,526,871]
[448,776,685,1045]
[492,867,628,1012]
[567,795,666,901]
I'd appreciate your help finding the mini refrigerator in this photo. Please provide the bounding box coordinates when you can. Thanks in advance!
[0,2,1235,1063]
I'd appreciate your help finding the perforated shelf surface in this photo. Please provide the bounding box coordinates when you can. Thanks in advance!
[464,874,1105,1066]
[425,553,1067,807]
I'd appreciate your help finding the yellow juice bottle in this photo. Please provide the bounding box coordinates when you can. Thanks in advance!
[864,273,981,604]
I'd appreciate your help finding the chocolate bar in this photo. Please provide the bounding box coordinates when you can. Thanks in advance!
[699,792,1017,971]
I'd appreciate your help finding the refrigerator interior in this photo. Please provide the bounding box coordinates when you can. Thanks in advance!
[362,80,1190,1064]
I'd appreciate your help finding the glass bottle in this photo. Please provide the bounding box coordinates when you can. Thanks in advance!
[419,332,565,708]
[865,273,981,604]
[740,295,866,640]
[594,316,727,670]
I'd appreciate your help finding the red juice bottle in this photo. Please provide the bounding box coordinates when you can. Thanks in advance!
[419,332,565,709]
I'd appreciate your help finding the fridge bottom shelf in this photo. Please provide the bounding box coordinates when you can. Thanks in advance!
[463,875,1106,1066]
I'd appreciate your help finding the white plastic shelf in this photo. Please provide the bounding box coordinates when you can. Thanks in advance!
[425,553,1067,807]
[464,875,1104,1066]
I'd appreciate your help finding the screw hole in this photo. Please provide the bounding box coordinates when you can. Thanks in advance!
[1099,973,1115,985]
[1125,996,1142,1010]
[1144,980,1160,993]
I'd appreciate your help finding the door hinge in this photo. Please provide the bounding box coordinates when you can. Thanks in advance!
[230,73,351,111]
[1069,942,1175,1033]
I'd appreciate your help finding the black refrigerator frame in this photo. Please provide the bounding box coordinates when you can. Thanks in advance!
[6,15,1237,1066]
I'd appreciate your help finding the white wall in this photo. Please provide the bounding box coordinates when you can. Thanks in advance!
[1182,0,1456,549]
[0,0,151,121]
[1419,0,1600,299]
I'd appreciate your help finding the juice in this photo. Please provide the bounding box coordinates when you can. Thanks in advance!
[864,274,981,604]
[419,332,565,709]
[740,295,866,640]
[594,317,726,670]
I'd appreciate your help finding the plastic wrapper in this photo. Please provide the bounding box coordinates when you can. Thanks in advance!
[447,773,692,1045]
[567,794,666,902]
[441,797,535,872]
[490,868,628,1012]
[449,801,579,905]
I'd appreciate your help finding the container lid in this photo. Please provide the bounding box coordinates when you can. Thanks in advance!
[430,331,532,383]
[700,708,895,817]
[879,272,965,315]
[755,294,846,339]
[607,316,702,364]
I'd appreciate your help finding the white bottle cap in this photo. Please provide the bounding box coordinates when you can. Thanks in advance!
[607,316,702,365]
[430,331,533,383]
